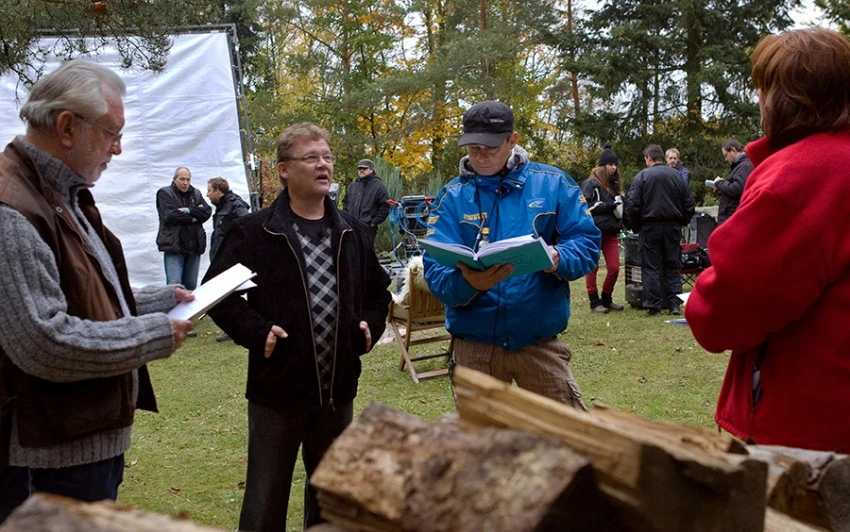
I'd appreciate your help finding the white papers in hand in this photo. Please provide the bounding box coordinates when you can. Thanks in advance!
[167,263,257,321]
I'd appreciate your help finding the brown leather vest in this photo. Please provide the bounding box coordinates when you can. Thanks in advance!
[0,140,157,464]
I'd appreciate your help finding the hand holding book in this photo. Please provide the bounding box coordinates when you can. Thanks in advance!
[418,235,555,279]
[167,263,257,321]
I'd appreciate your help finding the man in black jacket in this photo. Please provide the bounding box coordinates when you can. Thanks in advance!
[206,176,250,260]
[626,144,695,316]
[155,167,211,290]
[204,123,391,531]
[341,158,389,238]
[709,138,754,225]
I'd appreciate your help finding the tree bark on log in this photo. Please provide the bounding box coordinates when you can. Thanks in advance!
[452,366,768,532]
[0,493,225,532]
[747,445,850,531]
[310,402,618,532]
[764,508,828,532]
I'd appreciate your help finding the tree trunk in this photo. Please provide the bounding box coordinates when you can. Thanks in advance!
[310,402,617,532]
[452,366,768,532]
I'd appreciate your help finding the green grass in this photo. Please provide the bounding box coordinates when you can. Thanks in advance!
[120,275,727,531]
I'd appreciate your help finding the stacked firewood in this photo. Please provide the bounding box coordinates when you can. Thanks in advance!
[309,366,849,532]
[3,366,847,531]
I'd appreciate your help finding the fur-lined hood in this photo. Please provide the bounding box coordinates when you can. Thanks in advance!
[458,145,530,179]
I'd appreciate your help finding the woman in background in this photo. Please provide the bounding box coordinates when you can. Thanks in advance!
[581,143,625,314]
[686,28,850,451]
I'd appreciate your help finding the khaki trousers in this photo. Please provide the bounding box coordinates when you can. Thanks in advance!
[453,337,587,411]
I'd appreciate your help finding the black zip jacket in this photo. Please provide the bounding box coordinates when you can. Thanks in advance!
[626,162,695,232]
[581,175,623,235]
[155,183,212,254]
[342,172,390,226]
[210,190,250,259]
[204,188,391,411]
[716,153,754,224]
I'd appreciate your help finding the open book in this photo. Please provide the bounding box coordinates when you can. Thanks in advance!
[167,263,257,321]
[418,235,554,279]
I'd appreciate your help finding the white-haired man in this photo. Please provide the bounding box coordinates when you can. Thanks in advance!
[0,60,194,522]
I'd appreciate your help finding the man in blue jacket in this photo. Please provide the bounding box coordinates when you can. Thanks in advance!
[423,101,600,409]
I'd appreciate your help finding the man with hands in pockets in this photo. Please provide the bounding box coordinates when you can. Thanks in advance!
[204,122,390,532]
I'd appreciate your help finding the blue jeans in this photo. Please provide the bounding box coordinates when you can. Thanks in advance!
[163,252,201,290]
[0,455,124,524]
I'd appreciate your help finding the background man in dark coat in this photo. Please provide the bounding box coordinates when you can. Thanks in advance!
[206,176,250,260]
[155,167,211,290]
[341,158,389,238]
[627,144,695,316]
[710,138,754,225]
[205,123,390,531]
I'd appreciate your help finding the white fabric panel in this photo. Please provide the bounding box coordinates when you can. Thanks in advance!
[0,32,250,288]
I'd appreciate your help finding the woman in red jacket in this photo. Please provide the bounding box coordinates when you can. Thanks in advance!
[686,28,850,451]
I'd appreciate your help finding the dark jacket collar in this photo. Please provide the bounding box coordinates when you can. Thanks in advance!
[358,171,379,183]
[170,182,196,197]
[265,187,349,235]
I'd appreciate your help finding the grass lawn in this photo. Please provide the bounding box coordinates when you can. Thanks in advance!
[120,276,728,531]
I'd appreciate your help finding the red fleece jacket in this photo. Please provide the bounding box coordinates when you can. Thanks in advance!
[686,132,850,451]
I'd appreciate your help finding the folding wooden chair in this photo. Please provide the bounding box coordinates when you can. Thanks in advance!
[387,267,452,383]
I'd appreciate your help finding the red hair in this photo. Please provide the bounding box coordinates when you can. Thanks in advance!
[752,28,850,149]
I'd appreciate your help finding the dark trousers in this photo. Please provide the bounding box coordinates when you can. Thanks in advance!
[0,455,124,524]
[0,465,30,523]
[639,224,682,310]
[238,400,353,532]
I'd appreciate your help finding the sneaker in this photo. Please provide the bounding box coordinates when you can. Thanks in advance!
[669,305,681,316]
[646,308,661,317]
[606,301,625,312]
[216,333,232,343]
[186,330,197,338]
[592,305,610,314]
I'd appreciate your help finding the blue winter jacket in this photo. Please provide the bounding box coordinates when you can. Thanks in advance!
[423,147,601,350]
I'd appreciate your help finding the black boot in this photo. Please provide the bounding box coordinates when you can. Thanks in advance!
[602,291,624,311]
[588,291,609,314]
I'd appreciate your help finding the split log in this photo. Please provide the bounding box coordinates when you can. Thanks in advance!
[452,365,768,532]
[306,524,351,532]
[0,493,224,532]
[764,508,828,532]
[310,402,618,532]
[748,445,850,531]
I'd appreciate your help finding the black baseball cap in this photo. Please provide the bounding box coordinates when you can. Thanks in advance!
[357,159,374,169]
[458,101,514,147]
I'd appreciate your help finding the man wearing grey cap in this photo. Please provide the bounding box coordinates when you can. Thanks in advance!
[423,100,601,409]
[341,158,389,238]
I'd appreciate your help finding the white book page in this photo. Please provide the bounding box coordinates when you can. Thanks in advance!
[167,263,257,321]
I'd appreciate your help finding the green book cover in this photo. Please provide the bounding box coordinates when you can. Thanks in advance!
[418,235,554,278]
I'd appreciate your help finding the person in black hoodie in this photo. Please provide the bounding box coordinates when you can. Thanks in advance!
[204,123,390,531]
[155,167,211,290]
[581,143,625,313]
[342,158,389,238]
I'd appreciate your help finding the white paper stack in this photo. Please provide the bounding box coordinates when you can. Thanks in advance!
[167,263,257,321]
